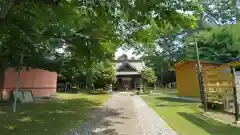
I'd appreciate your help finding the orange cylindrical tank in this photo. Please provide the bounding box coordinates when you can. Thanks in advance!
[2,68,57,100]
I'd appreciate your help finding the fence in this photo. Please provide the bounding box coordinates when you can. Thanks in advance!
[203,68,234,110]
[203,63,240,122]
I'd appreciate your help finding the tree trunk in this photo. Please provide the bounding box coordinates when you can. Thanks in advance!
[0,0,15,20]
[0,65,6,100]
[0,0,59,22]
[168,35,173,65]
[160,68,164,88]
[85,70,93,90]
[232,0,240,22]
[236,1,240,22]
[85,50,93,90]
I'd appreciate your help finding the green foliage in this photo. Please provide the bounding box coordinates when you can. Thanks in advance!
[101,66,117,86]
[59,55,117,89]
[94,61,117,88]
[142,68,157,84]
[0,0,203,96]
[184,25,240,62]
[200,0,235,25]
[119,0,201,50]
[140,33,183,87]
[0,2,59,68]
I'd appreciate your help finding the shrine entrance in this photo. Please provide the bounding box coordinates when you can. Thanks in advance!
[116,76,142,90]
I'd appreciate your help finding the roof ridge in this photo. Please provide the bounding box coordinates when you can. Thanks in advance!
[117,62,138,71]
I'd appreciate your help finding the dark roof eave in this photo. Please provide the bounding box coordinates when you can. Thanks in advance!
[112,59,143,63]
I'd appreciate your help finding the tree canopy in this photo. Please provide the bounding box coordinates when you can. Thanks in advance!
[142,67,157,84]
[131,1,240,87]
[0,0,204,97]
[183,23,240,63]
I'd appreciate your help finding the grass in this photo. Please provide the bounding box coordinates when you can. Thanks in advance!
[0,92,108,135]
[141,89,240,135]
[151,88,178,96]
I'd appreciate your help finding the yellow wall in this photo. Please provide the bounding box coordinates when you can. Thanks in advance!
[176,61,217,98]
[176,61,199,97]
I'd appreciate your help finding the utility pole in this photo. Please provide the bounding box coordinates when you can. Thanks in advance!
[13,51,24,112]
[193,32,207,112]
[168,35,174,88]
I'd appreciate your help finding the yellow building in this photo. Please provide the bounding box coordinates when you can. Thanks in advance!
[175,60,220,98]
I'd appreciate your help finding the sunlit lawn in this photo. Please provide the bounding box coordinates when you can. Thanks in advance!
[142,89,240,135]
[0,92,108,135]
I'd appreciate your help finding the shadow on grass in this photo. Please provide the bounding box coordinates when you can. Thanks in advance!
[155,97,198,103]
[77,90,108,95]
[58,90,108,95]
[0,97,106,135]
[178,112,240,135]
[153,89,178,96]
[157,103,188,107]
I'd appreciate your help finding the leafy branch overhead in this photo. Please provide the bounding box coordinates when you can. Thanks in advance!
[184,24,240,63]
[0,0,203,95]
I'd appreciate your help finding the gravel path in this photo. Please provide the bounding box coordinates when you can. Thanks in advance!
[64,92,178,135]
[134,95,178,135]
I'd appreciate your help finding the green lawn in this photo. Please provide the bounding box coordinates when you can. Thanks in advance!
[0,92,108,135]
[142,89,240,135]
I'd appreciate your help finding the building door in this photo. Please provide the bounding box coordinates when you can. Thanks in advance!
[121,77,132,89]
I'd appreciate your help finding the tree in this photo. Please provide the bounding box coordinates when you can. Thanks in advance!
[200,0,235,25]
[94,60,117,89]
[0,0,202,99]
[0,0,120,95]
[233,0,240,22]
[183,26,240,63]
[137,31,184,87]
[0,1,64,99]
[61,0,199,91]
[0,0,60,24]
[142,68,157,85]
[58,52,117,90]
[141,47,179,87]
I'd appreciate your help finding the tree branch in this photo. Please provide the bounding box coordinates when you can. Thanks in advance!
[0,0,60,22]
[0,0,17,20]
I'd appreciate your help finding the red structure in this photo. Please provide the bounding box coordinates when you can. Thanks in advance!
[2,68,57,100]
